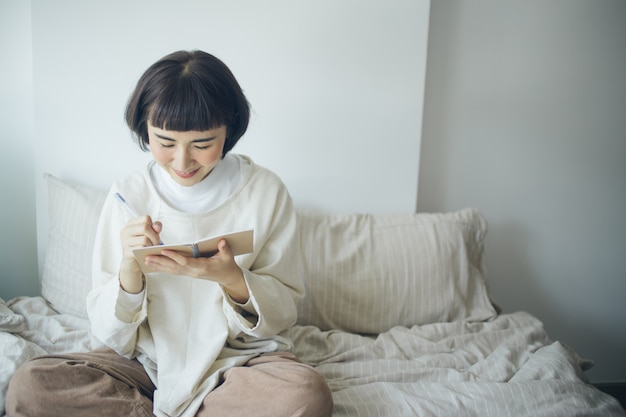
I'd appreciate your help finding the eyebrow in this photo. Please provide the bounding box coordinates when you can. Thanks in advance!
[154,133,217,143]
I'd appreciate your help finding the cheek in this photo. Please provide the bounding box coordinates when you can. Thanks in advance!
[199,147,223,166]
[150,146,170,164]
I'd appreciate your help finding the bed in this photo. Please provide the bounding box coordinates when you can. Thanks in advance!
[1,174,624,417]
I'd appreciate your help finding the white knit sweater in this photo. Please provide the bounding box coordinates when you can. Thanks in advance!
[86,154,304,417]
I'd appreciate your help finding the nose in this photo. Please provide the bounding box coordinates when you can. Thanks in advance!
[174,147,192,167]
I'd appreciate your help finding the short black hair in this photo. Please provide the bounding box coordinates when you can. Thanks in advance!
[125,50,250,155]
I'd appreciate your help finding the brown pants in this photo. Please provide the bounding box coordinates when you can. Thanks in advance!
[5,349,333,417]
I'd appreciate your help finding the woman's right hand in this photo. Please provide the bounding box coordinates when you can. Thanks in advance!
[118,215,162,293]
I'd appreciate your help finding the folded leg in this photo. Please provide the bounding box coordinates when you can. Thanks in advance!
[5,348,155,417]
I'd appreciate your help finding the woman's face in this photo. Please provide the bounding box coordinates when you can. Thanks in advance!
[148,122,227,187]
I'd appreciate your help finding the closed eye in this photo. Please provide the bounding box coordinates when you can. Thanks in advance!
[152,132,218,150]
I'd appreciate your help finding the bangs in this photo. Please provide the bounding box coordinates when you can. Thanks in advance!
[126,50,250,153]
[148,77,230,132]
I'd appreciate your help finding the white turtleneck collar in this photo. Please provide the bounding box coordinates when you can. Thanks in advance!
[149,153,250,214]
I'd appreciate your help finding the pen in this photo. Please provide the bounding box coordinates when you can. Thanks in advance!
[114,193,164,245]
[114,193,140,218]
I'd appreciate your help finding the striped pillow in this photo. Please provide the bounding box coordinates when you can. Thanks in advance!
[295,208,497,334]
[41,174,107,317]
[39,174,497,332]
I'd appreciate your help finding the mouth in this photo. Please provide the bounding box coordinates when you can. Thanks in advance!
[172,168,200,179]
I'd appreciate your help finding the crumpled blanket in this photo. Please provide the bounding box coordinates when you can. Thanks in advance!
[283,311,625,417]
[0,297,97,415]
[1,297,624,417]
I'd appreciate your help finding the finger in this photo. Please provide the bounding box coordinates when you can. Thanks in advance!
[132,216,161,246]
[120,225,153,248]
[146,251,200,276]
[124,229,160,248]
[144,254,175,272]
[159,250,190,266]
[139,216,162,246]
[120,220,161,251]
[217,239,233,257]
[124,214,152,227]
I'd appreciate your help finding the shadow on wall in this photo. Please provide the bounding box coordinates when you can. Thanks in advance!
[0,148,39,300]
[485,220,626,383]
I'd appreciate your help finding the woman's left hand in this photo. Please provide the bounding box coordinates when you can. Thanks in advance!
[144,239,249,303]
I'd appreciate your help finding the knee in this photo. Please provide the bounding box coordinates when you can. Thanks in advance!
[297,368,334,417]
[5,359,47,416]
[6,356,83,416]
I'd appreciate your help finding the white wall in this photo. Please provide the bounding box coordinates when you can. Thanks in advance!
[419,1,626,383]
[30,0,429,202]
[0,2,429,297]
[0,1,39,299]
[3,0,624,386]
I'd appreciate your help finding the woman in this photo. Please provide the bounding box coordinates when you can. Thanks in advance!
[6,50,333,417]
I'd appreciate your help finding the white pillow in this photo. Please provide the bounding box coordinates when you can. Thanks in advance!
[41,174,107,317]
[295,208,497,334]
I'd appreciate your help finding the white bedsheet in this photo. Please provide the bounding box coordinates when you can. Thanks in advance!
[0,297,97,415]
[1,297,624,417]
[284,313,624,416]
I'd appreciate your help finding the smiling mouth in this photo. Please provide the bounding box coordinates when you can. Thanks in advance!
[172,168,200,179]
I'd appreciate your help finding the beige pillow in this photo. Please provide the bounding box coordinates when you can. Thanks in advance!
[295,208,497,334]
[38,174,496,332]
[41,174,107,317]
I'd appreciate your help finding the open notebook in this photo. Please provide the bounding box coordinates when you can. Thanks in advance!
[132,229,253,274]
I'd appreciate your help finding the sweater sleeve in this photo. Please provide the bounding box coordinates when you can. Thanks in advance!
[221,178,305,341]
[85,185,148,358]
